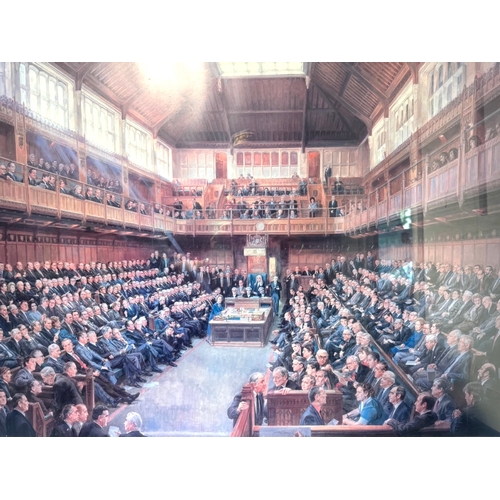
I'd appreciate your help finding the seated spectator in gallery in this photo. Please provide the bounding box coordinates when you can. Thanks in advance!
[47,175,57,191]
[448,148,458,161]
[28,168,38,186]
[37,172,52,189]
[94,189,104,204]
[6,162,22,182]
[125,200,137,212]
[71,185,85,200]
[59,179,72,195]
[468,135,480,150]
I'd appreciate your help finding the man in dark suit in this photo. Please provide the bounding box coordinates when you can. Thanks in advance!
[384,386,411,424]
[0,328,21,368]
[52,361,84,418]
[41,343,65,373]
[415,334,473,391]
[386,392,438,436]
[376,370,396,418]
[270,366,299,392]
[6,392,36,437]
[299,386,326,425]
[79,404,110,437]
[0,389,10,436]
[266,275,282,315]
[408,334,444,376]
[328,195,338,217]
[227,372,267,427]
[431,378,456,422]
[50,404,79,437]
[120,411,146,436]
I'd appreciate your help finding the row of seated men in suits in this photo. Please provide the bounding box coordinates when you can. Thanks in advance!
[0,386,146,437]
[222,196,301,219]
[229,256,500,435]
[0,253,231,435]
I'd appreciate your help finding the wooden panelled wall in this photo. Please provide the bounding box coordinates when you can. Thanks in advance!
[0,229,157,266]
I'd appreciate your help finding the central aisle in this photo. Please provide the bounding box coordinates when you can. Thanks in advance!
[108,338,272,436]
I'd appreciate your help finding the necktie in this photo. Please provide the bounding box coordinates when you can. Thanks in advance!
[255,394,262,423]
[72,353,87,370]
[434,399,440,413]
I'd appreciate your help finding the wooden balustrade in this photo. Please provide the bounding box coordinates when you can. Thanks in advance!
[3,132,500,237]
[404,181,423,208]
[464,135,500,194]
[427,158,460,203]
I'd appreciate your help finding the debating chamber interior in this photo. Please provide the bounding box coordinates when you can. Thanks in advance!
[2,60,500,440]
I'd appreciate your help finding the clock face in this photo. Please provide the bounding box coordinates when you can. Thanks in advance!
[255,222,265,232]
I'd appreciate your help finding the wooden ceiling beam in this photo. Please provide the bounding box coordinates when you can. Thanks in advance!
[83,76,124,110]
[406,62,420,85]
[75,62,100,91]
[344,63,389,102]
[152,104,185,136]
[120,88,145,119]
[301,79,308,153]
[386,65,413,99]
[227,109,303,115]
[311,83,357,137]
[156,129,178,147]
[208,62,221,79]
[219,79,233,151]
[315,82,372,131]
[340,73,351,97]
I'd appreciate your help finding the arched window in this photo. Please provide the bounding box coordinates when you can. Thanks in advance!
[20,64,69,128]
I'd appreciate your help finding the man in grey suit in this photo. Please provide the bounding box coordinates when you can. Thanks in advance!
[227,372,267,427]
[415,335,473,391]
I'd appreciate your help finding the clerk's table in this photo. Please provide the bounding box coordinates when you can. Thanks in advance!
[209,306,273,347]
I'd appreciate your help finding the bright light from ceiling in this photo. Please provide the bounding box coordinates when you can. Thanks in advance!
[138,62,204,84]
[139,62,176,83]
[218,62,305,77]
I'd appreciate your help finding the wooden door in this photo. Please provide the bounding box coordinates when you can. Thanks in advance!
[216,152,227,179]
[308,151,320,179]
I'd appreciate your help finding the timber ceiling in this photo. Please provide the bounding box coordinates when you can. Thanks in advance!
[53,62,417,150]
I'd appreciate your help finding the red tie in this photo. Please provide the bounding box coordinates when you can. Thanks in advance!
[72,353,87,370]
